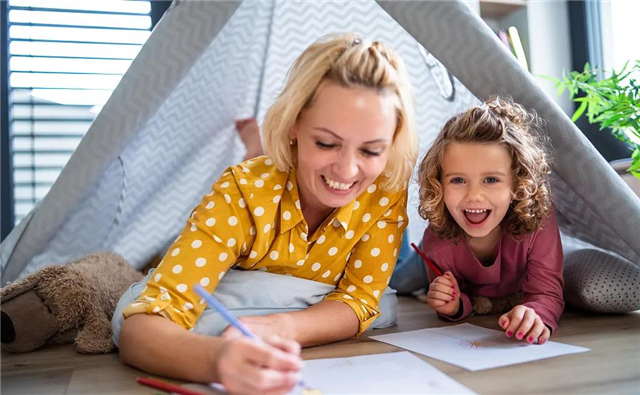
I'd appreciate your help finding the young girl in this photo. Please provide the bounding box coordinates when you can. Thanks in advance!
[416,96,563,345]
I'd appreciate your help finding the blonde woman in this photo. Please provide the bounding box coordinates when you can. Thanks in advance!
[113,33,417,394]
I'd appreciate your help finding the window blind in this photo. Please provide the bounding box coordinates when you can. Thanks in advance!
[7,0,152,224]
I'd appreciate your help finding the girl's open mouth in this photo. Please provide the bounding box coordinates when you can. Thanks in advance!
[463,209,491,227]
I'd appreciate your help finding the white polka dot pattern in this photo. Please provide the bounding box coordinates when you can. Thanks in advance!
[122,156,409,335]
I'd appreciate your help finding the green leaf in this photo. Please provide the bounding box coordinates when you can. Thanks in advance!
[601,113,626,129]
[628,160,640,172]
[556,61,640,149]
[572,100,588,122]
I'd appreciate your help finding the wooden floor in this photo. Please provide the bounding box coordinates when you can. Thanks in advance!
[2,296,639,395]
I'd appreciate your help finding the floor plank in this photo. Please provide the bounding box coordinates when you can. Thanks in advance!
[2,297,639,394]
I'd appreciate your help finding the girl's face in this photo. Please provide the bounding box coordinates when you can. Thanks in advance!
[292,82,397,215]
[441,142,514,240]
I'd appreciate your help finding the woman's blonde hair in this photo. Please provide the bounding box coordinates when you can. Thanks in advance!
[417,96,553,240]
[262,33,417,190]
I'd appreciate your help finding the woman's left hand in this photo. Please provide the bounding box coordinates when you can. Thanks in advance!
[221,314,293,341]
[499,305,550,345]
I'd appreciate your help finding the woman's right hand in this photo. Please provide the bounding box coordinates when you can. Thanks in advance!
[426,271,460,316]
[214,335,303,395]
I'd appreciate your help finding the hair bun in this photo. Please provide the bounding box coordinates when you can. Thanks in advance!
[485,96,536,129]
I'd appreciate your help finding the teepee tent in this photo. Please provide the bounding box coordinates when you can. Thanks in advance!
[2,0,639,285]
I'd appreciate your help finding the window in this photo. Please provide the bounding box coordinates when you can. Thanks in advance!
[601,0,640,73]
[7,0,152,225]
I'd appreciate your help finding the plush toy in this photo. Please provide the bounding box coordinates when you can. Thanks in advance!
[416,291,523,315]
[471,291,524,315]
[1,251,142,354]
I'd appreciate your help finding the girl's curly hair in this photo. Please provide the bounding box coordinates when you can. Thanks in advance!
[417,96,552,240]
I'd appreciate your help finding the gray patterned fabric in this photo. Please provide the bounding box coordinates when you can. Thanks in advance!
[2,0,639,285]
[378,0,640,264]
[564,249,640,313]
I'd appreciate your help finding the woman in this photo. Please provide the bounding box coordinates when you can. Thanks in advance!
[114,33,417,394]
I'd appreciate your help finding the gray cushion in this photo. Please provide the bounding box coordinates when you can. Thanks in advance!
[564,249,640,313]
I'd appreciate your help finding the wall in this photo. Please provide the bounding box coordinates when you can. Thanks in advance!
[527,0,573,115]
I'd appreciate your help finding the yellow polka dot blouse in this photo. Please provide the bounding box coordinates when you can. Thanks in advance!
[123,156,408,335]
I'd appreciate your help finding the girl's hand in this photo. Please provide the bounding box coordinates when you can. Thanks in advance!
[215,335,303,395]
[499,305,551,344]
[426,271,460,316]
[221,314,292,341]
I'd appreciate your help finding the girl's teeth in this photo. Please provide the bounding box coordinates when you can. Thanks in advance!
[323,176,354,191]
[465,209,487,214]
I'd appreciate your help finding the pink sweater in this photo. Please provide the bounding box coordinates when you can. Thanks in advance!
[421,210,564,332]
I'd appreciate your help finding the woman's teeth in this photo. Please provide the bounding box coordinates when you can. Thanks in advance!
[322,176,354,191]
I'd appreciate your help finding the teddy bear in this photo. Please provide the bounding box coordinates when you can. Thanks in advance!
[1,251,142,354]
[471,291,524,315]
[416,290,524,315]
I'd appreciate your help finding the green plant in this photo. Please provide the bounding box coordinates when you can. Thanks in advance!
[550,61,640,179]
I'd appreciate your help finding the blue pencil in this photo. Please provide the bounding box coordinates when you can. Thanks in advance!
[192,284,308,389]
[194,284,257,340]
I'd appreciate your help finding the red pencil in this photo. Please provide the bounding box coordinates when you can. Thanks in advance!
[410,242,444,277]
[137,377,209,395]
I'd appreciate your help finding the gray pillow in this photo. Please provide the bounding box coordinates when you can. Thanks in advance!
[564,249,640,313]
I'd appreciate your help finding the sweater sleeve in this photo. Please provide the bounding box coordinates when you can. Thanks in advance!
[522,210,565,332]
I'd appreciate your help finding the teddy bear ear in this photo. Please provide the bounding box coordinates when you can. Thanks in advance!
[0,265,66,302]
[1,273,42,302]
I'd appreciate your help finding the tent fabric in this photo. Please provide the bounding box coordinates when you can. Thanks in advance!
[379,1,640,263]
[2,0,639,285]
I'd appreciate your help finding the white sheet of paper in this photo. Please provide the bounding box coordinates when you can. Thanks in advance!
[370,323,590,371]
[288,351,476,394]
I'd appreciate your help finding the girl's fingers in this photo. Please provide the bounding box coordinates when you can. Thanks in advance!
[498,314,510,330]
[537,326,551,345]
[428,298,448,308]
[524,319,545,344]
[429,282,457,298]
[427,290,457,303]
[514,309,537,341]
[505,306,526,337]
[433,275,454,288]
[444,271,459,288]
